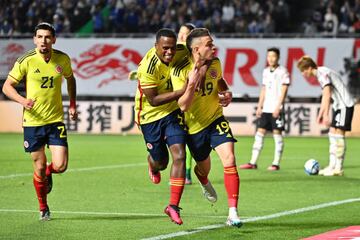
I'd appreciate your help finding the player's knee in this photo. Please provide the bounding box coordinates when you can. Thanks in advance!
[53,162,68,173]
[222,153,236,166]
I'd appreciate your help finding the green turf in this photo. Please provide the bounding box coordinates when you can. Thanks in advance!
[0,133,359,240]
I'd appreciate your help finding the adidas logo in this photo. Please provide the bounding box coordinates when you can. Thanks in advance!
[34,69,40,73]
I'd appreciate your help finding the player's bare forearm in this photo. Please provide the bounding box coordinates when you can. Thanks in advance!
[142,87,184,107]
[320,85,331,117]
[275,84,289,111]
[217,78,229,92]
[66,75,77,101]
[258,86,266,109]
[178,80,197,112]
[2,78,34,109]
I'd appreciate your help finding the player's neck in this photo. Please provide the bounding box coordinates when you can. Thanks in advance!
[312,68,317,76]
[37,49,52,63]
[269,64,279,72]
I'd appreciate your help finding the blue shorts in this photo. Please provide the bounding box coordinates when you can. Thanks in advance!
[140,109,186,161]
[187,116,237,162]
[23,122,68,152]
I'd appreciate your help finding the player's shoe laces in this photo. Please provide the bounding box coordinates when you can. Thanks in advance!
[39,206,51,221]
[239,163,257,169]
[267,165,280,171]
[164,205,183,225]
[148,160,161,184]
[226,215,243,228]
[200,181,217,203]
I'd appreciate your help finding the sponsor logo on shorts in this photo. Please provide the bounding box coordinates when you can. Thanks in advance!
[24,141,29,148]
[146,143,153,150]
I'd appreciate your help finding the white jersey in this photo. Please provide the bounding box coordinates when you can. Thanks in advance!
[316,66,355,109]
[262,65,290,113]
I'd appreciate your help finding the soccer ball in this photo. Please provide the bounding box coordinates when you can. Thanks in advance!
[304,159,320,175]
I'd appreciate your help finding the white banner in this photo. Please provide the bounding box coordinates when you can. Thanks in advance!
[0,38,356,97]
[2,101,359,136]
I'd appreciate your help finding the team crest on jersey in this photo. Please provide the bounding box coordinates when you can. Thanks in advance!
[209,69,217,79]
[146,143,153,150]
[24,141,29,148]
[55,65,63,74]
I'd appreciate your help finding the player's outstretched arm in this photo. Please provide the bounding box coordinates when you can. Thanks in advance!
[317,85,331,126]
[273,84,289,118]
[66,74,78,120]
[2,77,35,110]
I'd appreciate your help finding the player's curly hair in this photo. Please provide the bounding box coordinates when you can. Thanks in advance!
[186,28,211,53]
[297,55,318,71]
[34,22,56,37]
[155,28,177,42]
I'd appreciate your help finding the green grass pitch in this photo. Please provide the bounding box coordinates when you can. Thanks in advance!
[0,133,359,239]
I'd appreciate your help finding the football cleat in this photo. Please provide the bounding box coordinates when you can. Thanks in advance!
[200,181,217,203]
[226,216,243,228]
[318,166,334,176]
[185,178,192,185]
[239,163,257,169]
[323,169,344,177]
[164,205,183,225]
[267,165,280,171]
[39,206,51,221]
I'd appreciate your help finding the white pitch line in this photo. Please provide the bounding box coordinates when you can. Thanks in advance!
[0,209,242,219]
[0,163,147,180]
[141,198,360,240]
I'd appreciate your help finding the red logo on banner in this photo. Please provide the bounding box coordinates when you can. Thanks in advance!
[72,44,142,88]
[0,43,26,71]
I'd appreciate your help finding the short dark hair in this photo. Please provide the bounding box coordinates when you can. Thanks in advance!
[182,23,196,31]
[267,47,280,57]
[34,22,56,37]
[186,28,211,53]
[155,28,177,43]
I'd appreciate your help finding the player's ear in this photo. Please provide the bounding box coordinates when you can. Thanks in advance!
[52,37,56,44]
[33,36,36,45]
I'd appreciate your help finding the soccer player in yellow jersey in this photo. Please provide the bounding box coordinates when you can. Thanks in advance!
[2,23,77,221]
[134,29,189,225]
[171,28,242,227]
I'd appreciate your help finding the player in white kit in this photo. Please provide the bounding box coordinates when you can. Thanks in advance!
[240,48,290,171]
[297,56,355,176]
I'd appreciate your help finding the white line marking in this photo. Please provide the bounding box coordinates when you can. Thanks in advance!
[141,198,360,240]
[0,163,147,180]
[0,209,245,219]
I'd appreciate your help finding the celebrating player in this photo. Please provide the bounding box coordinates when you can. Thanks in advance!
[240,48,290,171]
[171,28,242,227]
[134,28,189,225]
[2,22,77,220]
[297,56,355,176]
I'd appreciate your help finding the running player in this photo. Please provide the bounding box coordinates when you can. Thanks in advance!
[2,22,77,220]
[171,28,242,227]
[240,48,290,171]
[134,28,188,225]
[297,56,355,176]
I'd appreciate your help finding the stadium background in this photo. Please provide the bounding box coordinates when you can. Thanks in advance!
[1,0,360,136]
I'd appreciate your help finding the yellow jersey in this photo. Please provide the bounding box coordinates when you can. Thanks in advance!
[8,48,73,127]
[171,57,224,134]
[134,44,188,125]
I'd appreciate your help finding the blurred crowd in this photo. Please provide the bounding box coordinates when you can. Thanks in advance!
[304,0,360,35]
[0,0,291,35]
[3,0,360,36]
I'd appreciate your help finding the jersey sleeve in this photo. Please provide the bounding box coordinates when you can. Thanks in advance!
[318,71,331,88]
[281,68,290,85]
[137,64,158,89]
[171,67,188,91]
[8,61,26,83]
[62,54,73,78]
